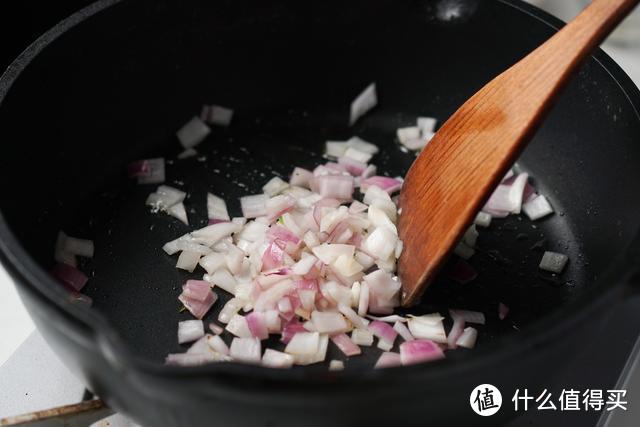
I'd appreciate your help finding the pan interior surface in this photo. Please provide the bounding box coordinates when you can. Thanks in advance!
[0,0,639,368]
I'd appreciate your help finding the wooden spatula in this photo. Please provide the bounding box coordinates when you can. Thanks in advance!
[397,0,639,307]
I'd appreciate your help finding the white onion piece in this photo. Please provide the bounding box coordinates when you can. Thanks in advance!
[338,303,368,330]
[187,334,215,355]
[285,332,320,355]
[200,104,233,126]
[206,334,230,355]
[366,314,406,323]
[226,314,252,338]
[147,185,186,211]
[329,360,345,371]
[192,222,241,246]
[295,334,329,365]
[343,147,372,164]
[399,339,445,365]
[291,255,318,275]
[218,298,244,324]
[523,195,554,220]
[290,167,313,188]
[240,194,268,218]
[263,176,290,196]
[463,224,478,247]
[346,136,379,155]
[393,321,414,341]
[316,175,354,200]
[254,279,294,312]
[454,242,475,260]
[262,349,294,368]
[456,327,478,349]
[207,193,230,221]
[450,309,485,325]
[363,227,397,260]
[358,282,370,316]
[374,351,402,369]
[178,320,204,344]
[539,251,568,273]
[177,148,198,159]
[484,173,529,214]
[136,158,165,185]
[474,212,492,228]
[199,252,225,274]
[168,202,189,225]
[396,126,420,144]
[325,141,349,158]
[407,314,447,344]
[311,311,349,334]
[417,117,437,136]
[349,83,377,125]
[447,314,465,350]
[229,337,261,363]
[351,328,374,346]
[165,352,229,366]
[61,234,94,258]
[176,251,200,272]
[205,269,237,295]
[176,116,210,149]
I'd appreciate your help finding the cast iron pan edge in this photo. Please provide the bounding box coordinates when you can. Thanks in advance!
[0,0,639,394]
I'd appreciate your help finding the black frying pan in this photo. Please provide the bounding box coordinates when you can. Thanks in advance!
[1,0,639,425]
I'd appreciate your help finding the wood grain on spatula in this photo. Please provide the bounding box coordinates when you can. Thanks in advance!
[398,0,639,306]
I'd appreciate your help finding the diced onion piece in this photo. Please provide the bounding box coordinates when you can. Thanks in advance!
[226,314,252,338]
[50,263,88,291]
[229,337,261,363]
[351,328,374,346]
[338,303,368,330]
[241,194,268,218]
[393,321,414,341]
[200,104,233,126]
[447,313,466,349]
[396,126,420,144]
[263,176,290,196]
[176,116,210,149]
[285,331,320,355]
[262,349,294,368]
[178,320,204,344]
[329,360,345,371]
[206,334,230,355]
[450,309,485,325]
[316,175,354,200]
[165,352,228,366]
[523,195,554,220]
[207,193,230,221]
[358,282,370,316]
[292,255,318,275]
[218,298,244,324]
[325,141,349,158]
[484,173,529,214]
[177,148,198,159]
[176,251,201,272]
[349,83,377,125]
[246,312,269,340]
[338,156,368,176]
[205,268,238,294]
[407,314,447,344]
[454,242,475,260]
[368,320,398,351]
[456,327,478,349]
[463,225,478,247]
[331,333,361,356]
[362,227,397,261]
[498,303,509,320]
[374,352,402,369]
[168,202,189,225]
[311,311,349,334]
[290,167,313,188]
[360,176,402,194]
[399,339,444,365]
[209,323,224,335]
[346,136,379,155]
[60,234,94,258]
[417,117,437,136]
[539,251,568,273]
[474,212,492,228]
[192,222,242,246]
[343,147,372,164]
[136,158,165,185]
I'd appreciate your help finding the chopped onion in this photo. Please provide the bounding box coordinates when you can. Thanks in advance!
[311,311,349,334]
[337,156,367,176]
[399,339,445,365]
[456,327,478,349]
[417,117,437,136]
[218,298,244,324]
[539,251,568,273]
[207,193,230,221]
[393,321,414,341]
[290,167,313,187]
[343,147,372,164]
[498,303,509,320]
[374,352,402,369]
[262,349,294,368]
[407,314,447,344]
[523,195,554,220]
[474,212,492,228]
[463,224,478,247]
[360,176,402,194]
[325,141,349,158]
[450,309,485,325]
[329,360,345,371]
[229,337,261,363]
[263,176,290,196]
[351,328,374,346]
[396,126,420,144]
[177,148,198,159]
[179,281,217,319]
[176,251,200,272]
[207,334,230,355]
[168,202,189,225]
[454,242,475,260]
[349,83,377,125]
[209,323,224,335]
[346,136,379,155]
[135,158,165,185]
[285,331,320,356]
[176,116,211,149]
[178,320,204,344]
[447,314,465,349]
[246,312,269,340]
[484,173,529,214]
[331,333,361,356]
[338,303,368,330]
[200,104,233,126]
[368,320,398,351]
[240,194,268,218]
[226,314,252,338]
[315,175,354,200]
[50,263,88,292]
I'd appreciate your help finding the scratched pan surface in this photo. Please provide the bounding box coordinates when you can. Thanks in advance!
[1,0,639,395]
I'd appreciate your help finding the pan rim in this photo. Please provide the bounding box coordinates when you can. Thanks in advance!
[0,0,639,395]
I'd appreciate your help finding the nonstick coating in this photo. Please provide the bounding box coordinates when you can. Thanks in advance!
[0,0,639,424]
